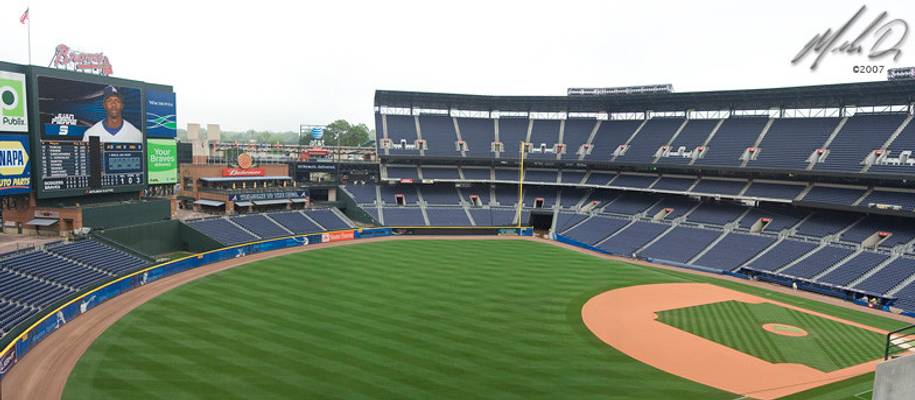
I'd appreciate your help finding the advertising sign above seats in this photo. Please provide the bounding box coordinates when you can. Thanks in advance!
[0,68,31,197]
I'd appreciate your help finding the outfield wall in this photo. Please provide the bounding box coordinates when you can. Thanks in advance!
[0,226,532,380]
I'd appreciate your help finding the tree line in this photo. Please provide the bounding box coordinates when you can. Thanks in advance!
[176,119,374,147]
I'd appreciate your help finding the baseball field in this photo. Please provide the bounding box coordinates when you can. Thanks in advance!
[59,239,910,399]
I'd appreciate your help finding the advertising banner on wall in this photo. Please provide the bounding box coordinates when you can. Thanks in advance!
[0,134,31,196]
[145,90,176,138]
[0,71,28,133]
[147,139,177,184]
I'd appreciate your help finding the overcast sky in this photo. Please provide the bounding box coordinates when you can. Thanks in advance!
[1,0,914,132]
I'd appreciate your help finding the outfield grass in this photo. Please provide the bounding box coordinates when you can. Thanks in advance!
[63,240,908,399]
[657,300,886,372]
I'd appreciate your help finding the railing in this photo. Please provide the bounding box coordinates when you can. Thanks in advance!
[885,324,915,360]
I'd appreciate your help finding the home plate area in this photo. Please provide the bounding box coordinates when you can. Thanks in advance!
[581,283,890,400]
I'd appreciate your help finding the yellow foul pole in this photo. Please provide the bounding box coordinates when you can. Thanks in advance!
[516,141,525,228]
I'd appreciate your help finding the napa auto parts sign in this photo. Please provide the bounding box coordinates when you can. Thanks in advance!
[0,135,31,196]
[49,44,113,76]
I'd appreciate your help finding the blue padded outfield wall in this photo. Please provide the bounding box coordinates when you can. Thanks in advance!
[0,226,531,379]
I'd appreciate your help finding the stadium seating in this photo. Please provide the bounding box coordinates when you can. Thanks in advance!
[422,167,460,180]
[187,218,259,246]
[559,188,588,208]
[817,252,891,287]
[585,172,616,185]
[691,179,746,195]
[47,240,150,276]
[610,174,657,189]
[780,246,856,279]
[656,119,718,165]
[601,192,658,215]
[527,120,561,160]
[615,118,683,164]
[305,209,351,231]
[426,208,471,226]
[524,169,559,183]
[742,182,806,200]
[233,214,290,239]
[564,217,630,246]
[816,114,906,172]
[695,117,768,167]
[686,202,746,226]
[461,167,491,181]
[585,120,642,161]
[420,184,461,205]
[693,233,776,271]
[793,212,859,238]
[597,222,669,256]
[748,118,839,169]
[852,258,915,295]
[456,118,495,158]
[418,115,459,157]
[562,119,598,161]
[747,240,820,272]
[555,212,588,232]
[868,118,915,175]
[386,166,419,180]
[560,170,587,184]
[344,184,378,204]
[385,115,420,156]
[861,190,915,211]
[801,185,866,206]
[499,118,530,158]
[639,226,721,263]
[270,211,325,234]
[652,176,696,191]
[381,207,426,226]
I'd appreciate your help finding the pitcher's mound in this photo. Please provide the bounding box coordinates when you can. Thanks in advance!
[763,323,808,337]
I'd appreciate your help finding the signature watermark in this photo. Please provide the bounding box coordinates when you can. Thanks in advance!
[792,5,908,71]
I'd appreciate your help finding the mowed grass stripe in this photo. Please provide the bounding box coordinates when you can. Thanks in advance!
[657,301,886,372]
[64,240,906,400]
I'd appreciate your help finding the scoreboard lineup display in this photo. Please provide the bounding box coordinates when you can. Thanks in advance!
[31,72,176,198]
[39,141,144,193]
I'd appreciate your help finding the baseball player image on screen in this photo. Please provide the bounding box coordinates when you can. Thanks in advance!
[82,85,143,143]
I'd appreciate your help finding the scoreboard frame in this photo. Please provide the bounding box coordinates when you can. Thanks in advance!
[26,66,174,199]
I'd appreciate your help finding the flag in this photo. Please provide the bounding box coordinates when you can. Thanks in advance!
[19,8,29,24]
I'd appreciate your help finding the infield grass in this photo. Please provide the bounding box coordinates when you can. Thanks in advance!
[657,301,886,372]
[63,239,908,400]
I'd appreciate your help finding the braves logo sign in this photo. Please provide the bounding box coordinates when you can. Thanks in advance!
[49,44,114,76]
[0,349,16,375]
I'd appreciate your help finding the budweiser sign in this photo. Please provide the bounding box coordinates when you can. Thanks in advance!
[222,167,265,177]
[49,44,113,76]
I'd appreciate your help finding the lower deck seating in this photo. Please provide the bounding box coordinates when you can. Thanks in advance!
[693,233,776,271]
[563,217,630,246]
[597,222,668,256]
[639,227,721,263]
[426,208,471,226]
[187,218,259,246]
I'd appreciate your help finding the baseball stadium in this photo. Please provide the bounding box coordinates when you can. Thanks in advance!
[3,5,915,400]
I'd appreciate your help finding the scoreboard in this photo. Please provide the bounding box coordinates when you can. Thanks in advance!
[39,141,89,192]
[39,141,145,194]
[30,72,174,198]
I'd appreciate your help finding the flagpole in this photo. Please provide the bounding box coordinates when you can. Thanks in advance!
[27,16,31,65]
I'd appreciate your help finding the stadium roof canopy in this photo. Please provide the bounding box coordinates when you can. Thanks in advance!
[375,80,915,113]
